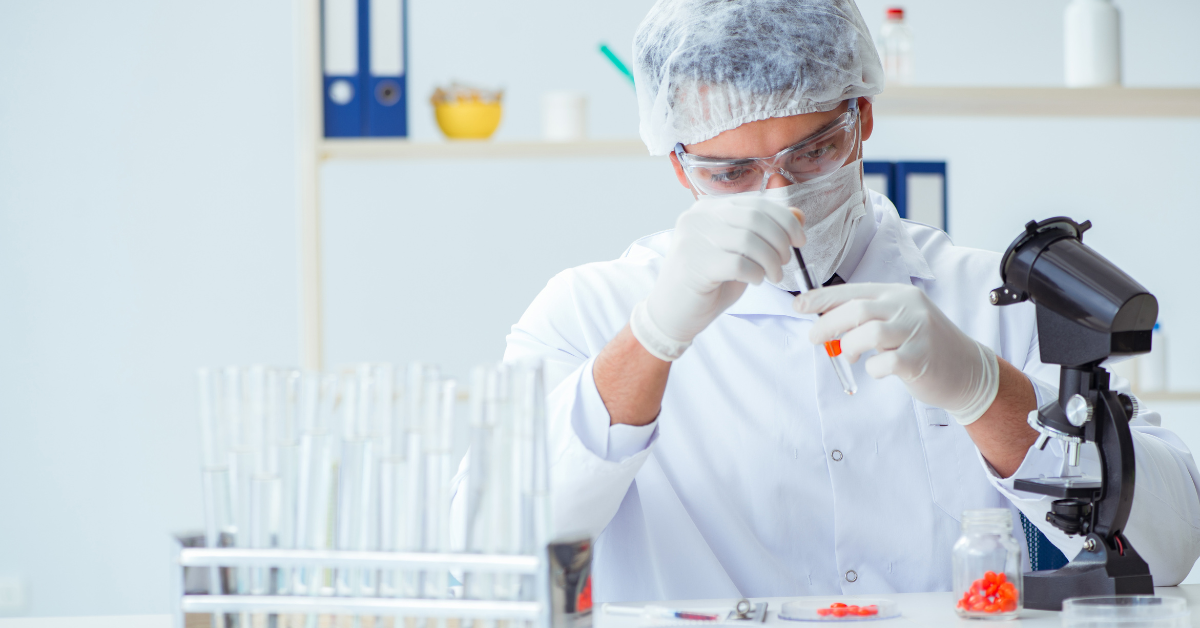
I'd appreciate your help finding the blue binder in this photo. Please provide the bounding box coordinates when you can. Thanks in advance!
[893,161,948,232]
[862,161,948,233]
[322,0,407,138]
[863,161,895,202]
[322,0,363,137]
[365,0,407,136]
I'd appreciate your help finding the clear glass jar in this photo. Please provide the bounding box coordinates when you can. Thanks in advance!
[953,509,1023,619]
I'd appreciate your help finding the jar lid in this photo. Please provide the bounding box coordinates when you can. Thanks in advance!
[962,508,1013,530]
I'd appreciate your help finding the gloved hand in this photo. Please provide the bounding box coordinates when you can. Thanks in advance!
[795,283,1000,425]
[630,196,806,362]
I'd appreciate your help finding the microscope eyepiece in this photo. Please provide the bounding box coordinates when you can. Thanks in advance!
[991,217,1156,366]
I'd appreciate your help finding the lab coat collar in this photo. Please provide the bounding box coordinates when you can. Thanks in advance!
[724,192,934,319]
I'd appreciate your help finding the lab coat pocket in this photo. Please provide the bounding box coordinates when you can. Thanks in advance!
[914,401,994,522]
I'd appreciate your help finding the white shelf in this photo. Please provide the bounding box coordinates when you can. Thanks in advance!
[315,88,1200,164]
[874,86,1200,118]
[319,138,649,161]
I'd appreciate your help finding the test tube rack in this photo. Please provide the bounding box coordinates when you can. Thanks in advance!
[170,534,593,628]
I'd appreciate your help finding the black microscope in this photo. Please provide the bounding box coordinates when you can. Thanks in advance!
[990,217,1157,610]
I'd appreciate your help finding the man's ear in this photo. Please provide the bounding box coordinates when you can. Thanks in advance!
[669,151,695,193]
[859,97,874,142]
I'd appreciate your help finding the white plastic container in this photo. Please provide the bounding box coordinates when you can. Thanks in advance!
[1064,0,1122,87]
[876,7,913,86]
[541,91,587,142]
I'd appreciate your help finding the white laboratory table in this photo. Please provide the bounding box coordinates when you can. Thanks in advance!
[2,587,1198,628]
[598,587,1200,627]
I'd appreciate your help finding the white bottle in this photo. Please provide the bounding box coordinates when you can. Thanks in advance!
[876,7,913,86]
[541,91,587,142]
[1064,0,1122,87]
[1139,323,1168,393]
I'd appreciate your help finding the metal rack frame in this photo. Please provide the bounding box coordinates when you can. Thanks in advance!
[171,536,591,628]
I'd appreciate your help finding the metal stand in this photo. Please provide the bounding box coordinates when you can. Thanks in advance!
[171,536,593,628]
[1011,354,1154,610]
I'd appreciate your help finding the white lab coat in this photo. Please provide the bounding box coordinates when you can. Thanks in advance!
[457,192,1200,603]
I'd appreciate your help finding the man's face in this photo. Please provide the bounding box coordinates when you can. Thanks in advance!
[670,97,874,194]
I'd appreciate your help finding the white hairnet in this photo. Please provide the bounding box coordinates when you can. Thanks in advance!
[633,0,884,156]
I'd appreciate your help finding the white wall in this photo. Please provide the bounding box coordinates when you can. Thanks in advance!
[0,0,300,617]
[2,0,1200,618]
[321,157,686,377]
[401,0,1200,144]
[336,0,1200,390]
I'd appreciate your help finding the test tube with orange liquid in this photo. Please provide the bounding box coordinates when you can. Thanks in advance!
[794,247,858,396]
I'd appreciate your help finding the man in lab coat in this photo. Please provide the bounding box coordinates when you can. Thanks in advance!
[498,0,1200,602]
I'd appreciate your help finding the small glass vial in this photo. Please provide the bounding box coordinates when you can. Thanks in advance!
[953,509,1022,619]
[876,7,914,85]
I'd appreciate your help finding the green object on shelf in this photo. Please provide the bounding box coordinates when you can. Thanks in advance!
[599,43,635,88]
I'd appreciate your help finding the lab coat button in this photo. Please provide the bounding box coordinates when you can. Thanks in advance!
[845,570,858,582]
[831,449,843,462]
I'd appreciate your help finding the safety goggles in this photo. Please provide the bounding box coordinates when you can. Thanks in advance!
[674,99,859,196]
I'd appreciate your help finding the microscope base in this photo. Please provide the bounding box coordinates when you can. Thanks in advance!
[1022,533,1153,610]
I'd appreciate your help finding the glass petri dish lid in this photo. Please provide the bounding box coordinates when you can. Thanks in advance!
[778,599,900,622]
[1062,596,1189,627]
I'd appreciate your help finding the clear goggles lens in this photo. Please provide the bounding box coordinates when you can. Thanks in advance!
[675,102,859,196]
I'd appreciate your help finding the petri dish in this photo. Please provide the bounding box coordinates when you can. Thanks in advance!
[1062,596,1189,628]
[779,599,900,622]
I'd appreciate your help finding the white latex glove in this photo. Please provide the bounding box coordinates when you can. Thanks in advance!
[795,283,1000,425]
[630,196,806,361]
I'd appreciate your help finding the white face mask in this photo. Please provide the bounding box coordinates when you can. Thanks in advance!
[758,158,867,290]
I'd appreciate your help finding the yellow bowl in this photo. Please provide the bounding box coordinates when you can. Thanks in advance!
[434,100,503,140]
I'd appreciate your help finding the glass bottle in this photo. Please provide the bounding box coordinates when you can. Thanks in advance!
[876,7,914,85]
[953,509,1023,619]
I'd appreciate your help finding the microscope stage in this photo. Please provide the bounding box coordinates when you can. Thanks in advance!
[1013,477,1103,499]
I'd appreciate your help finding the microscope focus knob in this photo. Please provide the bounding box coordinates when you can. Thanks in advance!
[1067,394,1093,427]
[1121,393,1142,422]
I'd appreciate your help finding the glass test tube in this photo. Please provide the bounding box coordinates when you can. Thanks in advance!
[379,366,408,601]
[794,247,858,396]
[300,374,338,602]
[273,369,302,595]
[334,371,361,596]
[354,365,381,598]
[824,340,859,396]
[249,367,283,597]
[464,366,495,605]
[292,372,321,595]
[402,363,434,598]
[220,367,253,602]
[335,368,381,600]
[423,378,457,604]
[522,361,552,627]
[518,361,551,554]
[490,365,520,607]
[197,369,231,542]
[197,369,232,628]
[511,361,543,605]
